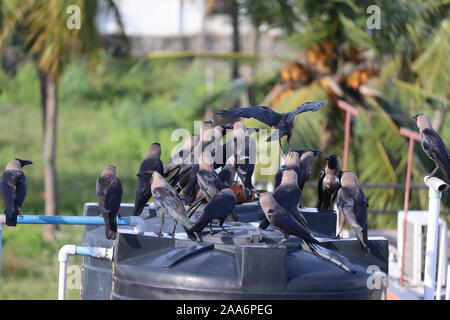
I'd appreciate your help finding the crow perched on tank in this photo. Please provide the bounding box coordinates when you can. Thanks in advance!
[170,122,221,204]
[164,134,199,178]
[232,122,256,198]
[259,169,308,230]
[1,158,33,226]
[96,166,123,240]
[337,171,369,254]
[412,114,450,183]
[134,143,164,216]
[274,150,320,189]
[217,101,327,148]
[218,155,237,188]
[259,191,355,273]
[136,170,199,241]
[197,151,224,200]
[259,191,318,247]
[296,150,321,191]
[188,188,238,235]
[317,155,343,210]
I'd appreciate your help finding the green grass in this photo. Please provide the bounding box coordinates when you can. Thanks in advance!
[0,56,234,299]
[0,225,83,300]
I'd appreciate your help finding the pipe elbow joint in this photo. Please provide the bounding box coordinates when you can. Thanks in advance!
[128,216,145,234]
[58,244,76,263]
[424,176,448,193]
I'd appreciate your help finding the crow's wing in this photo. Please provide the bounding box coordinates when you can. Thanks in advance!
[152,186,182,210]
[203,190,236,220]
[421,128,450,173]
[317,170,325,207]
[153,186,193,229]
[287,101,327,123]
[197,170,223,197]
[218,106,282,127]
[104,177,123,214]
[271,212,317,244]
[134,177,152,215]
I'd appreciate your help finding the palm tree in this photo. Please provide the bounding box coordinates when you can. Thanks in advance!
[0,0,126,241]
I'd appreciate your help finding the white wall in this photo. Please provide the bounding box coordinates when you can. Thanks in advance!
[99,0,206,36]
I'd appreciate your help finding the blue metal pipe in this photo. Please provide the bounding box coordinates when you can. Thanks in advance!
[75,246,95,256]
[15,215,131,226]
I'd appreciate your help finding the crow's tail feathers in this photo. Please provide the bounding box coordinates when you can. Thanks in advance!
[102,211,117,240]
[304,242,356,274]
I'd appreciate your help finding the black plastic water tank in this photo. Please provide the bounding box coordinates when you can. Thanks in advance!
[82,201,388,300]
[81,201,305,299]
[111,226,388,300]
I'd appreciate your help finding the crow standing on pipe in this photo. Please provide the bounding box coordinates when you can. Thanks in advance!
[217,101,327,148]
[412,114,450,183]
[317,155,343,210]
[258,191,355,273]
[134,143,164,216]
[96,166,123,240]
[1,158,33,226]
[188,188,238,235]
[337,171,369,254]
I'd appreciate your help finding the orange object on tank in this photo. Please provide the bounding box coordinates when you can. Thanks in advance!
[230,183,254,203]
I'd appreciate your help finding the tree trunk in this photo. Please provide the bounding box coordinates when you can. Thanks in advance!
[432,108,447,133]
[230,0,240,82]
[39,70,59,243]
[230,0,242,108]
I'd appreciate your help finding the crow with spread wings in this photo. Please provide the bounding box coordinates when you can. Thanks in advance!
[217,101,327,149]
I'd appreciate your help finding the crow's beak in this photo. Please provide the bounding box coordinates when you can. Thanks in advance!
[136,170,153,178]
[17,159,33,167]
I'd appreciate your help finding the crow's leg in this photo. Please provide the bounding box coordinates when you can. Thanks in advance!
[187,199,203,218]
[429,167,439,177]
[169,221,177,237]
[271,234,289,248]
[157,208,165,236]
[219,218,233,234]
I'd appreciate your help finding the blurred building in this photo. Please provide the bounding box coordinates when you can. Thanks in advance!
[98,0,285,57]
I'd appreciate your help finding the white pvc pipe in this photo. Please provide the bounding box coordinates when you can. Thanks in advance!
[58,245,76,300]
[446,265,450,300]
[128,216,145,234]
[58,245,113,300]
[423,176,448,300]
[435,222,448,300]
[0,222,2,276]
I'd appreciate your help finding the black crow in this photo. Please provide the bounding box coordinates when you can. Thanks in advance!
[188,188,237,235]
[317,155,343,210]
[217,101,327,147]
[412,113,450,182]
[96,166,123,240]
[1,158,32,226]
[337,171,369,253]
[137,170,199,241]
[134,143,164,216]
